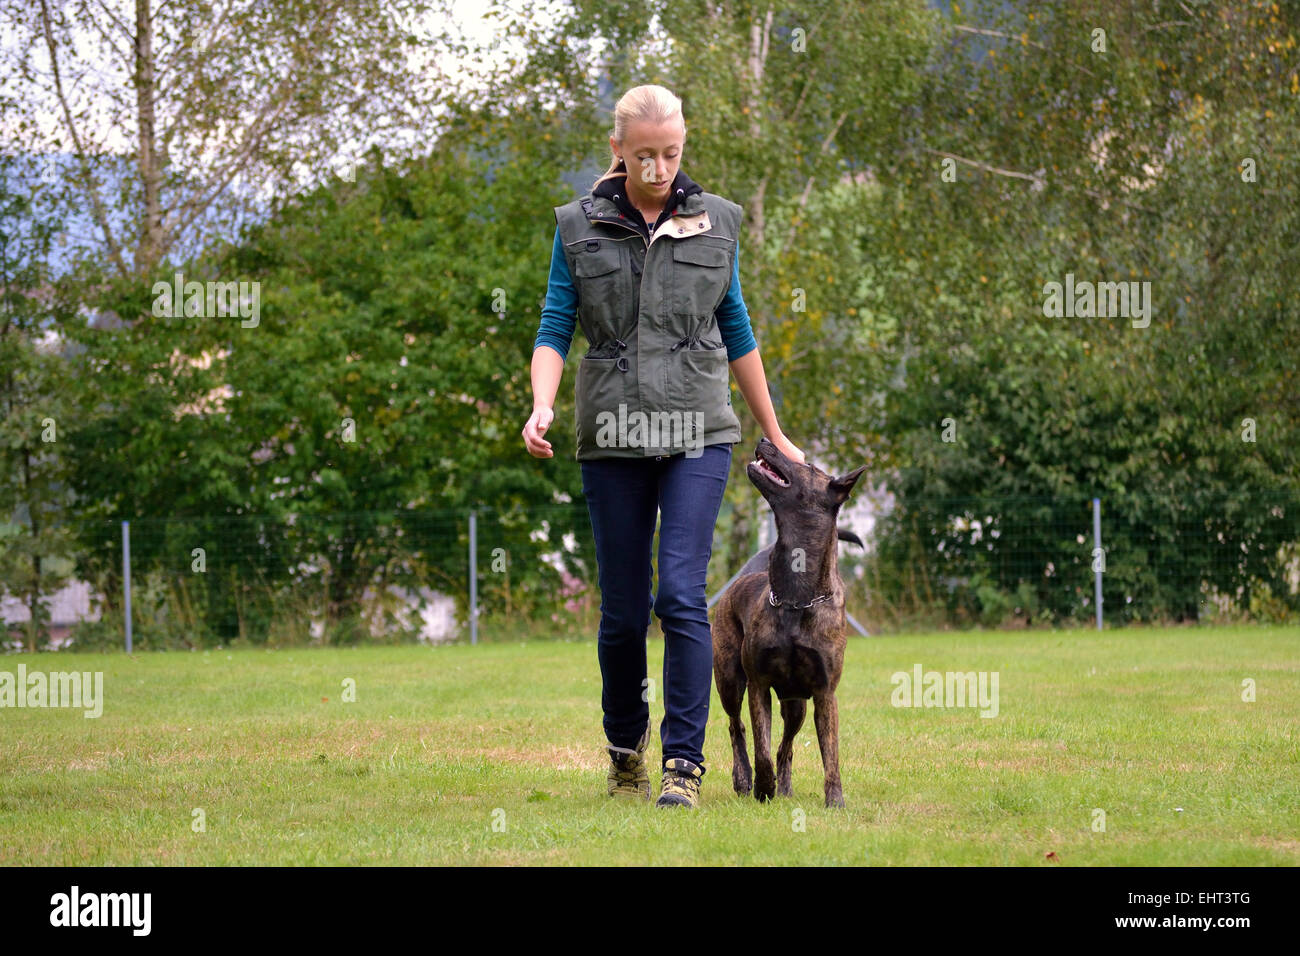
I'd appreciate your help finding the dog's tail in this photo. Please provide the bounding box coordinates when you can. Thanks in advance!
[837,527,864,549]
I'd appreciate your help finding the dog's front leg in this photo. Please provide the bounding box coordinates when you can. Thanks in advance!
[748,682,776,802]
[812,690,845,808]
[776,698,806,798]
[728,713,753,797]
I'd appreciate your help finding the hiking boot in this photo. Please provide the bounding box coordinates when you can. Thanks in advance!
[606,719,652,800]
[656,757,703,808]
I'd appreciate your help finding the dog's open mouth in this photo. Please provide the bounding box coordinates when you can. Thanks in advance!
[750,451,789,487]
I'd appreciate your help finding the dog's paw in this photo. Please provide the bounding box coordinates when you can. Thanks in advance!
[824,790,846,809]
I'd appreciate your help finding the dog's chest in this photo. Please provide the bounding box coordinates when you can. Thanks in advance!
[745,627,832,700]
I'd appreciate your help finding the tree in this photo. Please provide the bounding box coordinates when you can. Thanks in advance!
[55,131,587,642]
[861,0,1300,625]
[0,152,78,650]
[3,0,448,278]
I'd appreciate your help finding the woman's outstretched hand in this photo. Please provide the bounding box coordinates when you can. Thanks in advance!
[523,405,555,458]
[771,431,805,465]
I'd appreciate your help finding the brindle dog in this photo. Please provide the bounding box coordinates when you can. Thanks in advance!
[711,437,867,808]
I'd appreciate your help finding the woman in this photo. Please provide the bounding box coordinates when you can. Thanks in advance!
[522,84,804,809]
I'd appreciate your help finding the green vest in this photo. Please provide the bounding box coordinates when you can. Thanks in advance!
[553,187,744,460]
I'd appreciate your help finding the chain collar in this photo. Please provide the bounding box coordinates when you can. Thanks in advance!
[768,589,833,610]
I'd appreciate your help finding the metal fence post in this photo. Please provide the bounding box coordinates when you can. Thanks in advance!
[1093,497,1103,631]
[468,509,477,645]
[122,520,133,653]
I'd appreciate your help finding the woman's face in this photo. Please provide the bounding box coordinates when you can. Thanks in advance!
[613,117,684,207]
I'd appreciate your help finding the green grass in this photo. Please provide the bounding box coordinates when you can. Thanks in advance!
[1,626,1297,865]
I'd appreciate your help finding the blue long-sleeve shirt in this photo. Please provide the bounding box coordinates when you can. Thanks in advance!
[533,228,758,362]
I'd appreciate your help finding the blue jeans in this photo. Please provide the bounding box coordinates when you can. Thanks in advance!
[580,442,733,772]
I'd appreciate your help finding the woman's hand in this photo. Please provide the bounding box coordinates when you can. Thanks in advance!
[770,431,805,465]
[523,405,555,458]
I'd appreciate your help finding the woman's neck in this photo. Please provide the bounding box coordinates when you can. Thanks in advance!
[636,202,662,225]
[626,191,662,224]
[617,173,660,217]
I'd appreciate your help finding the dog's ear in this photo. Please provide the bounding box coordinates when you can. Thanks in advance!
[827,465,867,503]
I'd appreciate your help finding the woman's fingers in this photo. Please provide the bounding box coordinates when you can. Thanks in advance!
[523,427,551,456]
[523,428,552,457]
[523,409,554,457]
[770,431,801,462]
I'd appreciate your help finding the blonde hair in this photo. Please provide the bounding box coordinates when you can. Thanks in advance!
[592,85,687,190]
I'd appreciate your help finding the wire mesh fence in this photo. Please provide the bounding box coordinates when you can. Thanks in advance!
[4,489,1298,651]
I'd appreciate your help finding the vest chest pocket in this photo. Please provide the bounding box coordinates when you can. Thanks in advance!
[572,241,625,335]
[670,241,731,316]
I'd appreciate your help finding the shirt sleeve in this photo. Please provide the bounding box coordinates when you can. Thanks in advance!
[533,228,577,361]
[715,240,757,361]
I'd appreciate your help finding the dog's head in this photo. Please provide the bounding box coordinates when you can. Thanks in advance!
[746,437,867,515]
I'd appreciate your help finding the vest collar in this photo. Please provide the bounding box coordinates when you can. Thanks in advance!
[586,163,710,240]
[583,193,711,242]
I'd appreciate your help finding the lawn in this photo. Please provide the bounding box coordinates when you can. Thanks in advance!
[1,626,1296,865]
